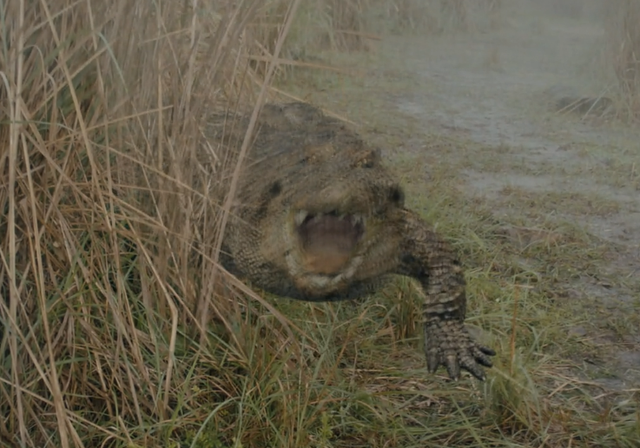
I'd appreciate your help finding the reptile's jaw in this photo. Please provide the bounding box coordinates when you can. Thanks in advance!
[294,210,365,275]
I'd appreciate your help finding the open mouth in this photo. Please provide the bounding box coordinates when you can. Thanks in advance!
[295,210,365,275]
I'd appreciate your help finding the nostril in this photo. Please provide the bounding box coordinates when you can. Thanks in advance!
[389,185,404,205]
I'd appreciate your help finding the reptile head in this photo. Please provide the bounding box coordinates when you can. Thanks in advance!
[250,135,406,300]
[219,102,495,382]
[223,103,407,300]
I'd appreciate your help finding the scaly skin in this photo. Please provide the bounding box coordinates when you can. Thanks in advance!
[397,209,494,379]
[212,102,495,380]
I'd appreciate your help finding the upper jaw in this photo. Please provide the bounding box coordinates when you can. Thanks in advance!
[293,209,365,228]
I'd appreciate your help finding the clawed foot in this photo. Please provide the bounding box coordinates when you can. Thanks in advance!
[424,319,495,381]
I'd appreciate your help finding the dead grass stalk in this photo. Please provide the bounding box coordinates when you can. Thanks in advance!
[0,0,305,445]
[609,0,640,120]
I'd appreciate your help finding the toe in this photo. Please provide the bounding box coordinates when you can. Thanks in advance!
[426,351,440,373]
[479,345,496,356]
[460,356,486,381]
[445,355,460,381]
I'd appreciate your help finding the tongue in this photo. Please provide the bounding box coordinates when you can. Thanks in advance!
[300,215,358,253]
[298,215,359,274]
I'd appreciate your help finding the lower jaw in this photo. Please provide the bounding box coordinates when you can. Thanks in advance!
[285,251,364,296]
[299,247,353,275]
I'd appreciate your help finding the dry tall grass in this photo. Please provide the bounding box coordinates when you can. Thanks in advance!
[0,0,308,446]
[609,0,640,120]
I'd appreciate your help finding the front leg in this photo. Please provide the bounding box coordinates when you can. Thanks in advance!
[396,209,495,380]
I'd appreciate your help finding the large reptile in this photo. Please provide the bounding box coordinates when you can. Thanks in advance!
[213,102,495,381]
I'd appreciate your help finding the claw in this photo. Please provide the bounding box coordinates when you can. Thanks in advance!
[426,350,439,374]
[480,345,497,357]
[424,320,495,381]
[445,356,460,381]
[473,345,495,368]
[461,358,486,381]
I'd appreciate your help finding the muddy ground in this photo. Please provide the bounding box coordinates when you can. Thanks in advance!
[286,2,639,391]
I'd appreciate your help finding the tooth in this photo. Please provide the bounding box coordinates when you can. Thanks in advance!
[295,210,308,226]
[310,276,330,288]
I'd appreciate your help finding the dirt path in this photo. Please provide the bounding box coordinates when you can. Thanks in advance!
[388,13,640,251]
[380,11,640,388]
[292,4,639,390]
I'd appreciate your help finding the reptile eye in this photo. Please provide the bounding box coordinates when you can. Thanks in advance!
[389,185,404,205]
[269,181,282,197]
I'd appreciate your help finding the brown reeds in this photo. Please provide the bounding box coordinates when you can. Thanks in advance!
[609,0,640,120]
[0,0,304,446]
[4,0,438,445]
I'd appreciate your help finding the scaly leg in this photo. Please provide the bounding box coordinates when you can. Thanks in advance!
[396,209,495,380]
